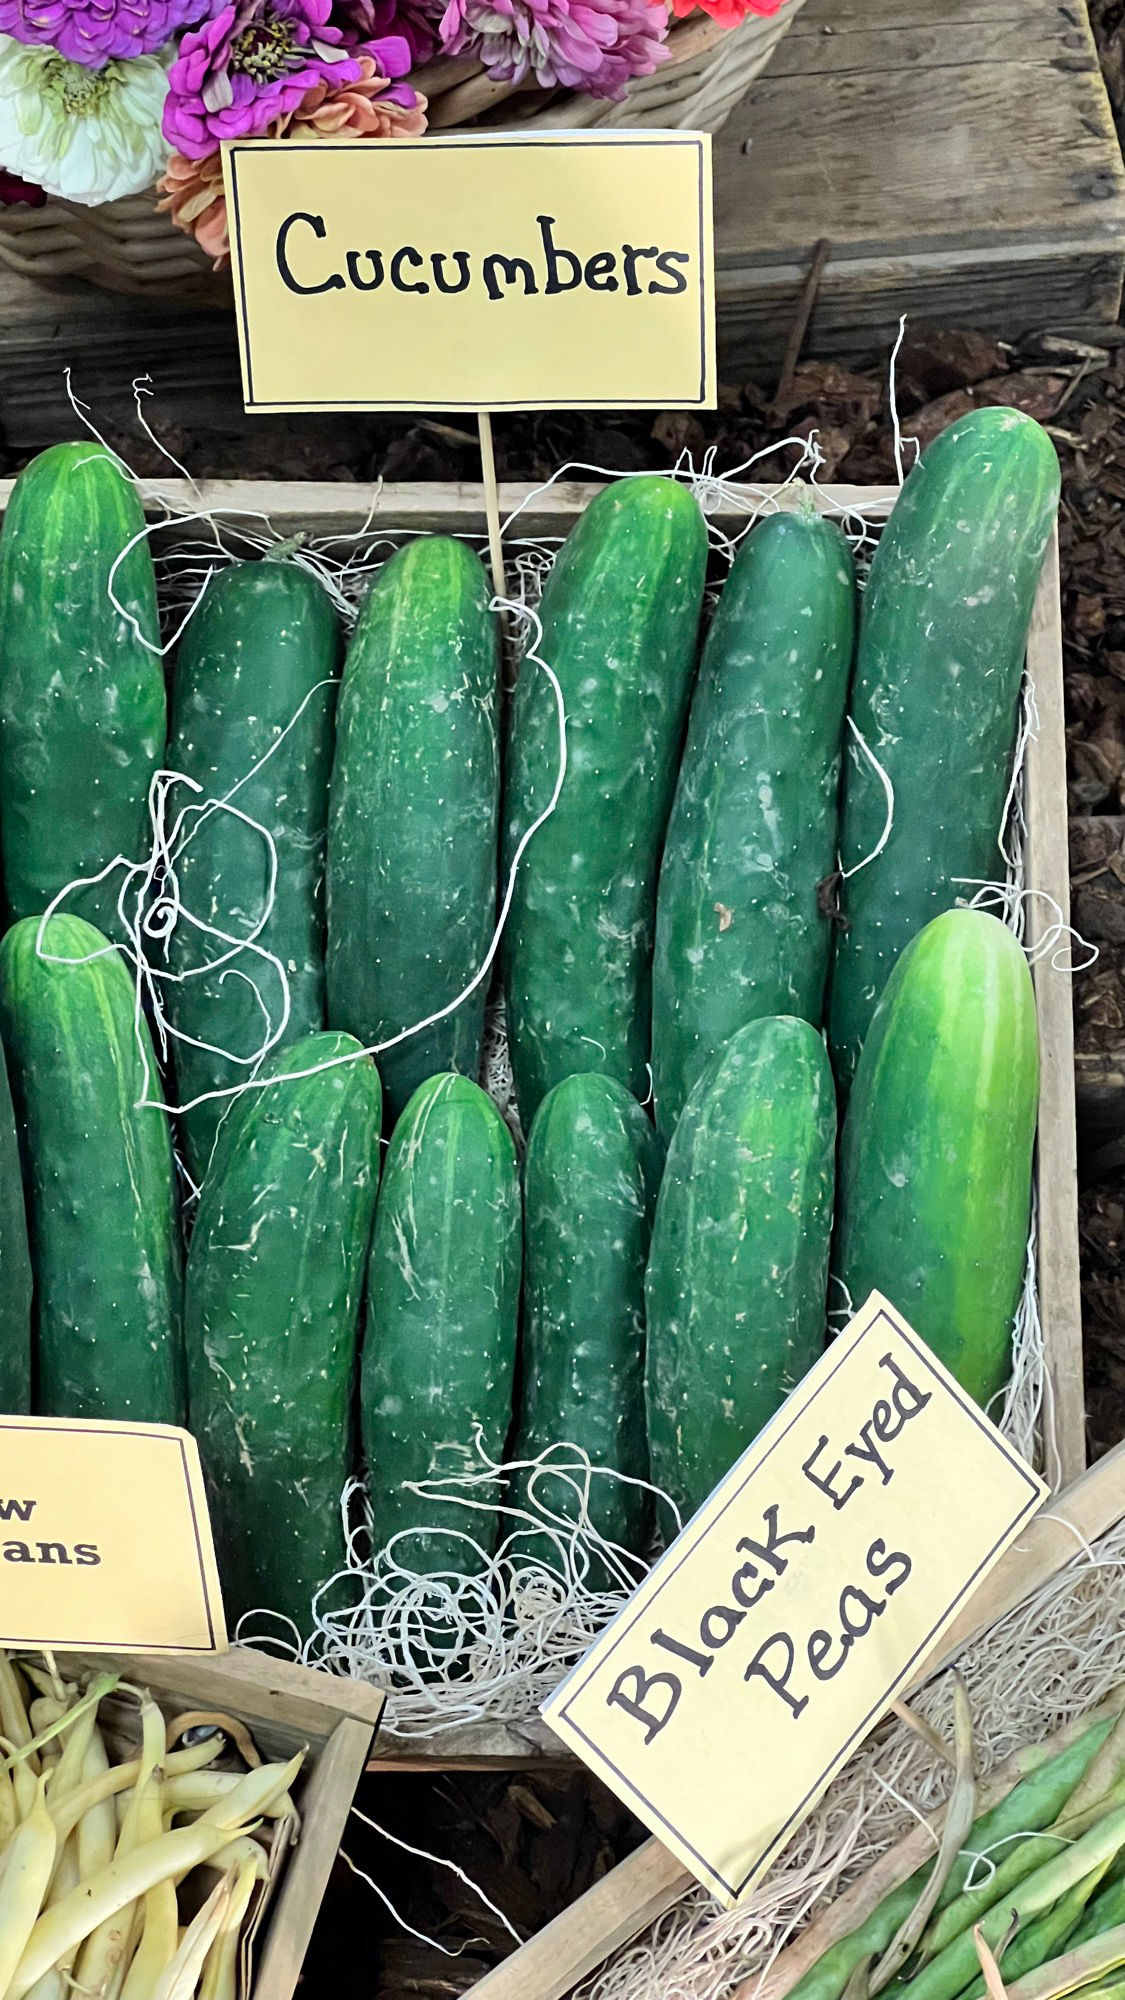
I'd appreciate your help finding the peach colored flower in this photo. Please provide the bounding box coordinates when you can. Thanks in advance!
[158,53,426,267]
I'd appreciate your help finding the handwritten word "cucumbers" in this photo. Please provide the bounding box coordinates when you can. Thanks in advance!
[275,212,692,302]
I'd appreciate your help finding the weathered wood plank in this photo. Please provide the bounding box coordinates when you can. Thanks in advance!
[1,0,1123,440]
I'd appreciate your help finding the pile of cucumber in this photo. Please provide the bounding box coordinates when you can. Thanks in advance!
[0,408,1059,1629]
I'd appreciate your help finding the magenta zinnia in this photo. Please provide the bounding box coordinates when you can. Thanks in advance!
[439,0,667,99]
[334,0,439,67]
[163,0,370,156]
[0,0,205,63]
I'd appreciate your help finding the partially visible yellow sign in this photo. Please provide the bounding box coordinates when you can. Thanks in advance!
[0,1417,226,1654]
[542,1293,1046,1906]
[224,132,715,412]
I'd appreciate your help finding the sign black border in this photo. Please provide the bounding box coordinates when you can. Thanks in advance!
[548,1307,1045,1900]
[227,133,712,412]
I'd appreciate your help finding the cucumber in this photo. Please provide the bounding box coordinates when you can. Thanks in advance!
[645,1015,836,1520]
[514,1073,662,1562]
[828,407,1060,1089]
[166,557,339,1180]
[0,914,183,1423]
[184,1031,381,1628]
[0,443,165,932]
[361,1073,521,1571]
[652,508,856,1138]
[834,907,1038,1409]
[0,1036,32,1414]
[502,477,708,1124]
[326,537,499,1122]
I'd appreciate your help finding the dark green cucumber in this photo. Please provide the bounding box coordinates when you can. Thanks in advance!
[0,1035,32,1413]
[184,1031,381,1629]
[167,557,339,1179]
[326,538,499,1122]
[502,477,708,1124]
[645,1015,835,1519]
[514,1073,662,1561]
[0,914,183,1422]
[652,508,856,1137]
[835,907,1038,1409]
[829,407,1060,1088]
[0,443,165,930]
[361,1073,521,1570]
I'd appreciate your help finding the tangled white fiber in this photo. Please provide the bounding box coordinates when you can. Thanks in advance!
[48,384,1075,1744]
[575,1514,1125,2000]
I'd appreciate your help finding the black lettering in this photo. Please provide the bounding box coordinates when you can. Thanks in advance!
[870,1397,901,1445]
[74,1544,101,1567]
[2,1540,32,1563]
[802,1435,862,1511]
[483,253,538,302]
[866,1538,912,1596]
[648,249,690,295]
[0,1499,34,1522]
[700,1604,745,1651]
[537,214,582,293]
[345,248,384,292]
[275,212,344,296]
[735,1502,815,1578]
[36,1541,72,1565]
[607,1664,681,1742]
[390,245,428,294]
[845,1421,894,1486]
[731,1552,773,1612]
[808,1627,851,1681]
[839,1584,884,1642]
[879,1351,933,1426]
[622,244,658,296]
[651,1628,712,1676]
[431,250,472,295]
[744,1632,808,1718]
[584,251,618,292]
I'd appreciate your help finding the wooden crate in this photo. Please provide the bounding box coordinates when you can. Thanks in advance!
[0,470,1082,1750]
[460,1438,1125,2000]
[57,1644,384,2000]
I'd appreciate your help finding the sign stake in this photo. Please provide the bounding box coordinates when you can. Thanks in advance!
[477,412,508,604]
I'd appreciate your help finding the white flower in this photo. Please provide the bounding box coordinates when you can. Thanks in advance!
[0,33,169,203]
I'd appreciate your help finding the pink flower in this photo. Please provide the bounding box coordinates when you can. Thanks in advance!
[669,0,787,20]
[0,0,206,63]
[440,0,667,98]
[334,0,439,67]
[162,0,373,156]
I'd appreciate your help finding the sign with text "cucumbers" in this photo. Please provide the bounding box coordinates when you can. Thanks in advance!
[0,1417,226,1653]
[224,132,715,413]
[542,1293,1047,1906]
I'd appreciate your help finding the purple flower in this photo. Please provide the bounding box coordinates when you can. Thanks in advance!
[0,0,206,64]
[163,0,371,156]
[439,0,667,97]
[334,0,439,66]
[0,164,45,203]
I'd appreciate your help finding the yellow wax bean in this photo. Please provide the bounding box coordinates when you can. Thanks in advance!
[152,1872,235,2000]
[9,1757,300,2000]
[0,1775,57,1996]
[201,1835,269,1881]
[164,1771,296,1819]
[52,1739,222,1852]
[199,1860,259,2000]
[0,1759,17,1848]
[0,1655,37,1770]
[75,1703,166,2000]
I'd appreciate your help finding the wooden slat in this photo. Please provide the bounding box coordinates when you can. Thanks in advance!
[465,1443,1125,1999]
[252,1715,375,2000]
[1024,530,1086,1488]
[71,1643,385,1750]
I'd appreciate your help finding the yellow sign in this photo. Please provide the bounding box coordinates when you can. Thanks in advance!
[0,1417,226,1654]
[542,1293,1046,1906]
[224,132,715,412]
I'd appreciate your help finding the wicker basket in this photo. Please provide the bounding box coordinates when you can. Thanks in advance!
[0,0,804,304]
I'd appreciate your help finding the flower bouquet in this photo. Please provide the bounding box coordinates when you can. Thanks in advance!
[0,0,803,292]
